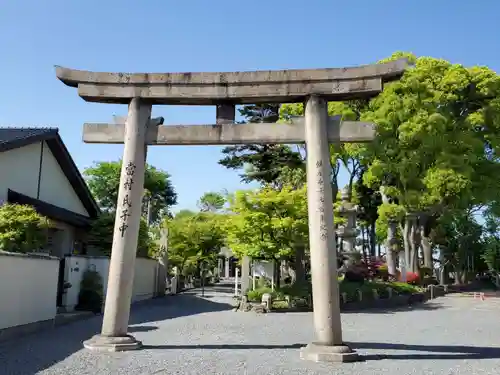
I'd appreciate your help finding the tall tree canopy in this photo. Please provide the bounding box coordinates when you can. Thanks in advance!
[87,212,152,258]
[198,191,226,212]
[219,104,304,186]
[361,52,500,273]
[84,160,177,222]
[225,186,308,260]
[165,212,226,275]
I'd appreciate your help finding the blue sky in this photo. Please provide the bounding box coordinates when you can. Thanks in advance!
[0,0,499,211]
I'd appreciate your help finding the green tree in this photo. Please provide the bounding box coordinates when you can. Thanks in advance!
[480,203,500,276]
[174,209,197,219]
[353,167,382,257]
[433,210,484,284]
[198,192,226,212]
[87,212,153,258]
[84,161,177,222]
[226,185,309,282]
[0,204,50,253]
[363,52,500,272]
[165,212,226,276]
[279,100,369,200]
[219,104,304,186]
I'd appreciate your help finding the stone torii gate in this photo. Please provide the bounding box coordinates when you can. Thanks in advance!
[55,59,407,362]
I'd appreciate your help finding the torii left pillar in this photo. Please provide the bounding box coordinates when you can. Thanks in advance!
[83,98,151,351]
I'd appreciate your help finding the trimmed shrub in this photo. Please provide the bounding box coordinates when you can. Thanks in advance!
[247,287,275,302]
[0,203,50,253]
[76,269,104,313]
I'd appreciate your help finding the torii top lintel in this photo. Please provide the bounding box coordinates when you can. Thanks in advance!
[54,59,409,105]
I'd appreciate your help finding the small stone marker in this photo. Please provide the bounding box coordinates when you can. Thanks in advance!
[341,292,348,304]
[386,287,393,298]
[262,293,272,310]
[357,289,363,301]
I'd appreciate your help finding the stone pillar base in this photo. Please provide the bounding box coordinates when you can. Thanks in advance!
[300,342,359,363]
[83,334,142,352]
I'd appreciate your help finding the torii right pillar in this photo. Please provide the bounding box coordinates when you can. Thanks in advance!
[300,95,358,362]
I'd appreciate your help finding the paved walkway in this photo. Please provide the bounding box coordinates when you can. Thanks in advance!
[1,283,500,375]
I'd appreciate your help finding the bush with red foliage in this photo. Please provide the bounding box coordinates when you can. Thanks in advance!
[397,271,420,285]
[344,262,370,283]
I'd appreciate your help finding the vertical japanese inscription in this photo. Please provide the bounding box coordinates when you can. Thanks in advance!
[119,162,136,237]
[316,160,328,241]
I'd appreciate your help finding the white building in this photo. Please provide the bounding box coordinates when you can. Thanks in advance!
[0,127,100,257]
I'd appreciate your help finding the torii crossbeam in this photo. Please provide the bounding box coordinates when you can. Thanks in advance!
[82,116,375,145]
[55,59,408,362]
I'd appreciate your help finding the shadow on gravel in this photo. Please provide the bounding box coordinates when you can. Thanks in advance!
[354,342,500,361]
[128,325,158,332]
[0,316,102,375]
[140,341,500,361]
[341,301,446,314]
[272,301,446,314]
[129,293,234,325]
[0,291,233,375]
[143,343,305,350]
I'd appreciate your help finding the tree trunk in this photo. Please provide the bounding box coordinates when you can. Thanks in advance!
[386,221,398,276]
[370,221,377,257]
[331,182,338,204]
[274,259,281,288]
[455,269,467,285]
[361,226,368,263]
[292,245,306,284]
[422,232,433,269]
[402,219,411,272]
[411,222,419,273]
[419,215,433,269]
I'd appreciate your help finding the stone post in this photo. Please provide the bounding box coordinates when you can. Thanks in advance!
[234,268,239,296]
[83,98,151,352]
[216,258,222,278]
[156,227,169,297]
[224,257,230,278]
[299,96,358,363]
[337,187,358,254]
[241,256,251,293]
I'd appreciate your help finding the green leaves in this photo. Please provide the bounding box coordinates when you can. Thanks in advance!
[0,204,50,253]
[364,52,500,215]
[165,211,227,273]
[219,104,304,186]
[197,192,226,212]
[83,160,177,222]
[87,212,152,258]
[225,186,308,260]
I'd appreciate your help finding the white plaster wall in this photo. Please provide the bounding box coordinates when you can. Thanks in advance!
[50,220,75,257]
[0,253,59,329]
[38,142,89,217]
[64,256,158,311]
[0,141,89,217]
[132,258,158,302]
[0,143,40,202]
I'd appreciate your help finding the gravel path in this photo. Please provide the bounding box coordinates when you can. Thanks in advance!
[1,283,500,375]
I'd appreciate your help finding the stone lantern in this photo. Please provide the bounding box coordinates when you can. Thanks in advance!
[336,187,359,266]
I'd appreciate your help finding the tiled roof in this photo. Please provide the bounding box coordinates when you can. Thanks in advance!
[0,127,59,151]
